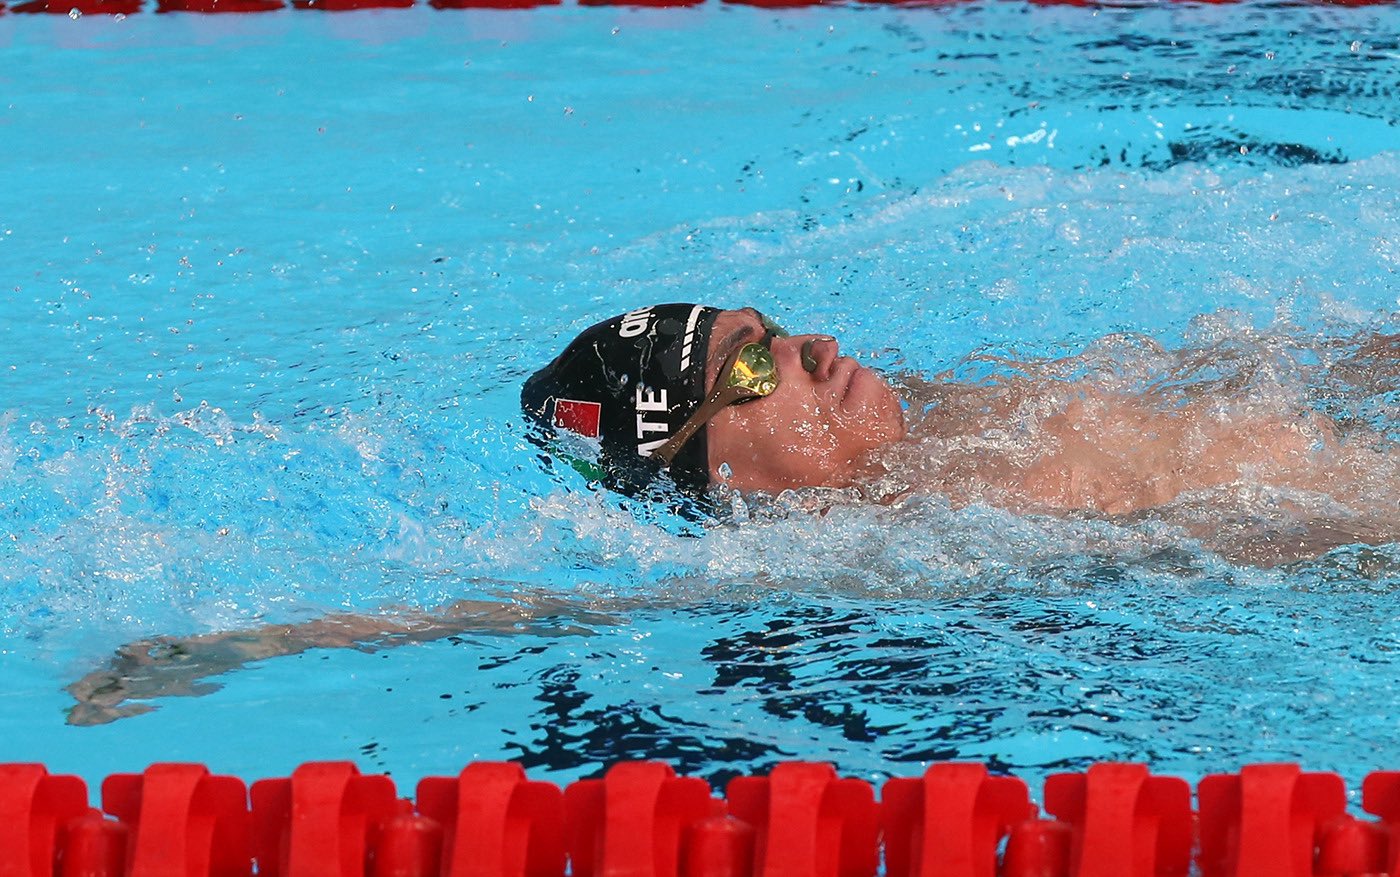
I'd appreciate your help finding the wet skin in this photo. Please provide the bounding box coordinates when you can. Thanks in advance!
[701,308,907,493]
[697,313,1400,524]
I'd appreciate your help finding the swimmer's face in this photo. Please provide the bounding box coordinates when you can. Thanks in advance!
[704,308,907,492]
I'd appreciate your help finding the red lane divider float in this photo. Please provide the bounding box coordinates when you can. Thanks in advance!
[154,0,284,12]
[7,761,1400,877]
[0,764,91,877]
[416,762,565,877]
[1043,762,1193,877]
[727,762,879,877]
[7,0,288,12]
[7,0,1399,12]
[290,0,413,12]
[427,1,562,9]
[251,762,399,877]
[8,0,144,14]
[103,763,250,877]
[883,762,1037,877]
[1198,764,1349,877]
[564,761,722,877]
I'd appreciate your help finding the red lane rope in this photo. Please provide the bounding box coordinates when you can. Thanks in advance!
[3,760,1398,877]
[7,0,1396,13]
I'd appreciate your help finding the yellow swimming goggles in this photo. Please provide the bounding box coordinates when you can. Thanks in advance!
[651,315,787,466]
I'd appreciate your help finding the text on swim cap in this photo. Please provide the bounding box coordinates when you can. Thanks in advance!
[636,386,669,455]
[618,306,653,339]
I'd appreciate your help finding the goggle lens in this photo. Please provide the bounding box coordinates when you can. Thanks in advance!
[729,343,779,397]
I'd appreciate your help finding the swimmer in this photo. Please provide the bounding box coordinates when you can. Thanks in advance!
[63,306,1399,724]
[522,304,1400,548]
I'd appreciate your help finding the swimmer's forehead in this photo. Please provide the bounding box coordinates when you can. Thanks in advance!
[706,308,769,390]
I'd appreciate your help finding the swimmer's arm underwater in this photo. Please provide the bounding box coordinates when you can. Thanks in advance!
[64,598,618,727]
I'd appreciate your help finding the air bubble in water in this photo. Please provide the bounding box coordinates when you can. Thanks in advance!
[718,462,733,481]
[68,7,81,17]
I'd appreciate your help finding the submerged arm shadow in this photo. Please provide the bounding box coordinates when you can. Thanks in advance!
[64,598,619,727]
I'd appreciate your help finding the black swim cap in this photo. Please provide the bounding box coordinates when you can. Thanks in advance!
[521,304,722,497]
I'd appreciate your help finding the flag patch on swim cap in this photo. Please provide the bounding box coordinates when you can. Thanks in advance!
[552,399,602,439]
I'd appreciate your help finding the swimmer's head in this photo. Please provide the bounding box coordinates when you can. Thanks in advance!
[520,304,722,497]
[522,304,908,500]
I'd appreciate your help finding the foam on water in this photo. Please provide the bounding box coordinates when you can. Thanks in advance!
[4,162,1399,610]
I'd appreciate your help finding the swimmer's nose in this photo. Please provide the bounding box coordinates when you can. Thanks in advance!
[796,335,839,381]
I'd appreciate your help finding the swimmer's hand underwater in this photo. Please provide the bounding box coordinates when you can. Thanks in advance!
[64,598,617,727]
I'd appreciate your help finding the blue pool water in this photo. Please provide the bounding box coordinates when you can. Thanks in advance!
[2,1,1399,793]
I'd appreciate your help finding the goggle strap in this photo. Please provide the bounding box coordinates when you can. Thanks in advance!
[650,383,756,466]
